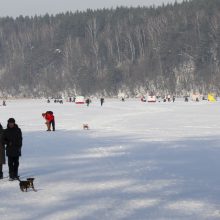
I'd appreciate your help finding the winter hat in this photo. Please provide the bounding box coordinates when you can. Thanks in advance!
[8,118,15,123]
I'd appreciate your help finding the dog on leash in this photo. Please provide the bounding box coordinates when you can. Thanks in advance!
[83,124,89,130]
[18,177,37,192]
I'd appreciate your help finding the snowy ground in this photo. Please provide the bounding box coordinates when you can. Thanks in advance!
[1,98,220,220]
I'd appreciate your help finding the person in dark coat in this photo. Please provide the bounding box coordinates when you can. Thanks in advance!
[86,98,91,107]
[100,97,104,106]
[0,123,5,179]
[3,118,22,180]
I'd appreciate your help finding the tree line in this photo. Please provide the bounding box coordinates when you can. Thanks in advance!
[0,0,220,97]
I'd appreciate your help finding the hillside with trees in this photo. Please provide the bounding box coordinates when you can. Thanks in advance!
[0,0,220,97]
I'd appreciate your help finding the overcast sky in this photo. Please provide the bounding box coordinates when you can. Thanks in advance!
[0,0,184,18]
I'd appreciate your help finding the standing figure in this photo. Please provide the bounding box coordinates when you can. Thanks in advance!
[0,123,5,179]
[3,118,22,181]
[100,97,104,106]
[3,100,6,106]
[86,98,90,107]
[185,96,189,102]
[141,96,146,102]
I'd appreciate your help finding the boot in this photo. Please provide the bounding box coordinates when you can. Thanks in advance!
[14,168,19,179]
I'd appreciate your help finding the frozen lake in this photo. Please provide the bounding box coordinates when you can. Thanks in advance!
[0,98,220,220]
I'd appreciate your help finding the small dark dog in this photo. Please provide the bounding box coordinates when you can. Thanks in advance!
[18,178,37,192]
[83,124,89,130]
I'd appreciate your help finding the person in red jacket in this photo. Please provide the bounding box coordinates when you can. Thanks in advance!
[42,111,55,131]
[48,111,55,131]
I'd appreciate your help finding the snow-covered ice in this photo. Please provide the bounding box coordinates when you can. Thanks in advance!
[1,99,220,220]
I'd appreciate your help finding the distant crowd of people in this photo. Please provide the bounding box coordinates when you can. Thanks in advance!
[47,97,105,107]
[139,95,211,103]
[47,99,63,104]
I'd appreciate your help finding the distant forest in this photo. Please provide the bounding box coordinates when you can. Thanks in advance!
[0,0,220,97]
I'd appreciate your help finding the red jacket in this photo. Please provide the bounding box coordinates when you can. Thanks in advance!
[45,113,54,122]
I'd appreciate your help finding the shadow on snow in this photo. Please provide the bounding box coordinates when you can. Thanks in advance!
[1,129,220,220]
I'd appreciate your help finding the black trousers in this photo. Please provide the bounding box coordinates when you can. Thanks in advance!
[0,164,3,178]
[8,156,19,178]
[50,120,55,131]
